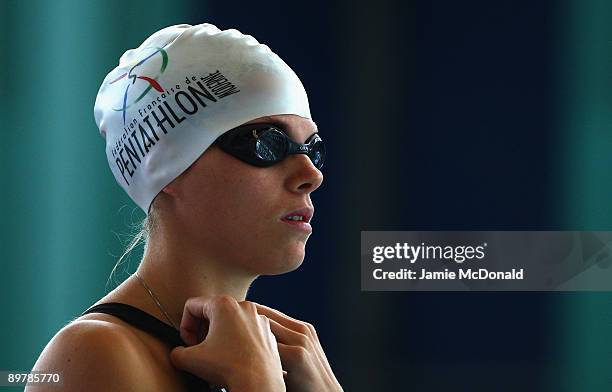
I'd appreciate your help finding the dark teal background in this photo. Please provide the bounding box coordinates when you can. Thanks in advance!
[2,0,612,391]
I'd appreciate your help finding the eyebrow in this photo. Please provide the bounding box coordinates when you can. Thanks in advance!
[258,117,318,135]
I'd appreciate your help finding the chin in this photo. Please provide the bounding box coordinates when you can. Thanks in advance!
[263,248,306,275]
[280,256,305,274]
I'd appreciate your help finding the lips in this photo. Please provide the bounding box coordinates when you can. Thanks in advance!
[281,207,314,223]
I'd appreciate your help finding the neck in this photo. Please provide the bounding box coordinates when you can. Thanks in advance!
[132,235,258,329]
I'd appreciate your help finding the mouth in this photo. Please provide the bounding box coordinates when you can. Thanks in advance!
[281,207,314,233]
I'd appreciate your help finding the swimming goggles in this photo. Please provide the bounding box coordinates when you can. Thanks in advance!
[215,123,325,170]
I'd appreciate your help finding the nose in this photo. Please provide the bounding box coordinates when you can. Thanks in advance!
[284,154,324,194]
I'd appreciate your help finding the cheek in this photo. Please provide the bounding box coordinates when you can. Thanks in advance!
[211,183,308,275]
[177,154,308,274]
[182,164,279,247]
[204,171,273,223]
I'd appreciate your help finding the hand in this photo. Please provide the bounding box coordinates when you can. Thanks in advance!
[169,296,286,391]
[255,304,343,392]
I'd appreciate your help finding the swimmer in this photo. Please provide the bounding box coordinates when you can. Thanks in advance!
[29,23,342,392]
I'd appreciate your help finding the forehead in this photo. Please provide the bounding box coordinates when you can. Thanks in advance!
[244,114,317,143]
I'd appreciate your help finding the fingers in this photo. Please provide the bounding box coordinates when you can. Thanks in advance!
[259,305,337,381]
[277,342,311,364]
[169,346,199,375]
[170,345,224,387]
[271,318,329,372]
[171,296,288,389]
[256,303,321,356]
[179,295,237,346]
[258,315,275,344]
[255,303,317,338]
[179,297,212,346]
[169,346,188,370]
[254,303,296,324]
[268,318,308,346]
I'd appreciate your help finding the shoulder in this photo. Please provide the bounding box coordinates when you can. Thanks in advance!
[28,319,160,392]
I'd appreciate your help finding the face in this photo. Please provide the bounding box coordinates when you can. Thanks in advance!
[165,114,324,276]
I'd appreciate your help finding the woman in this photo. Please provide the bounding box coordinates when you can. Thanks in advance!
[29,23,342,391]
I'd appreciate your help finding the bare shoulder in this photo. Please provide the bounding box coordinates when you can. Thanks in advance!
[28,319,160,392]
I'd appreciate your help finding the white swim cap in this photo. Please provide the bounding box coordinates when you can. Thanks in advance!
[94,23,311,213]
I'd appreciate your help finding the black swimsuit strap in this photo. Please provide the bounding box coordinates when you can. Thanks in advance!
[81,302,184,347]
[81,302,217,391]
[82,302,185,347]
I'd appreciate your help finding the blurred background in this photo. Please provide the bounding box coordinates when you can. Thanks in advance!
[2,0,612,391]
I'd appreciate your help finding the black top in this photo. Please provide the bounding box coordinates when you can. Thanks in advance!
[81,302,215,391]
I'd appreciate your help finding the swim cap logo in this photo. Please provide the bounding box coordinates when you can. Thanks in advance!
[109,46,169,124]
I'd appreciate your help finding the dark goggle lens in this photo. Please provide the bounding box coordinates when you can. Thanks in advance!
[255,129,288,162]
[217,124,325,169]
[257,130,325,170]
[307,136,325,170]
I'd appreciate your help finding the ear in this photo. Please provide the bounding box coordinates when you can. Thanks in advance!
[161,183,179,197]
[160,159,197,201]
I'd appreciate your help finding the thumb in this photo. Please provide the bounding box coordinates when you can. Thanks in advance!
[170,346,204,374]
[170,346,216,383]
[169,346,190,371]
